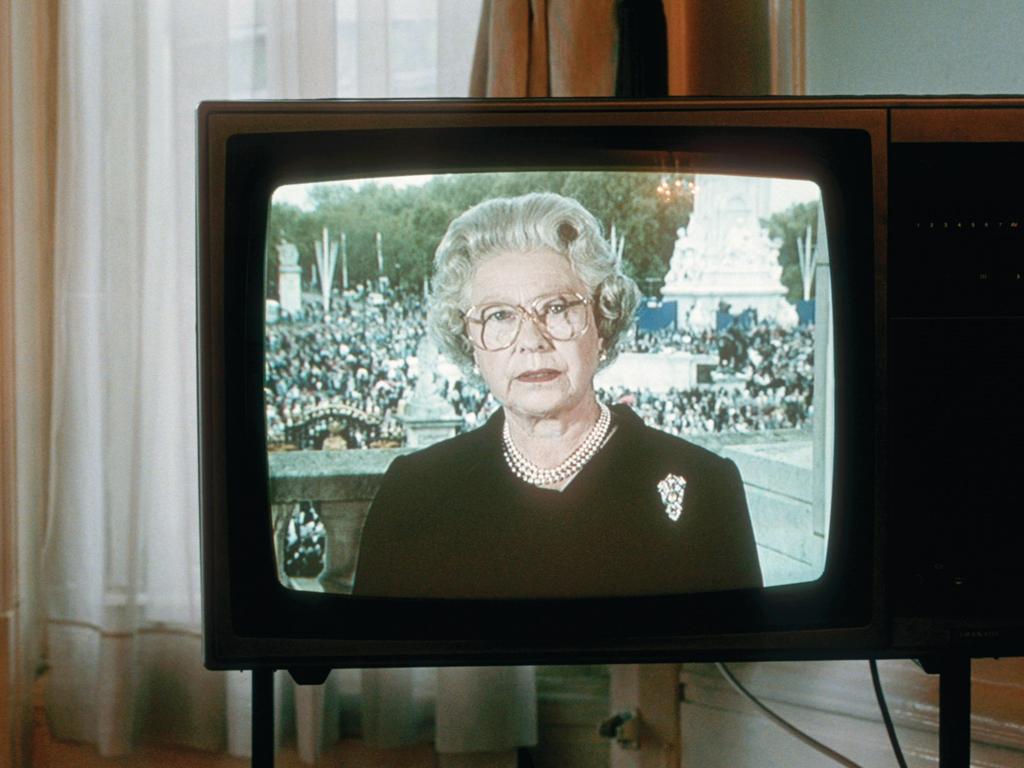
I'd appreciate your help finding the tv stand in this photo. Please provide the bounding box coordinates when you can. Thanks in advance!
[249,658,976,768]
[252,668,274,768]
[919,655,972,768]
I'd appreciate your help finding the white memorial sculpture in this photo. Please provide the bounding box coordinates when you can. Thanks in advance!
[401,334,461,448]
[661,174,796,328]
[276,240,303,317]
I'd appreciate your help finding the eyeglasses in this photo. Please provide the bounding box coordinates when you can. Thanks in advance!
[463,292,593,351]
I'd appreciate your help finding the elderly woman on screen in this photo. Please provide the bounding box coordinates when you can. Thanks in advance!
[354,192,762,598]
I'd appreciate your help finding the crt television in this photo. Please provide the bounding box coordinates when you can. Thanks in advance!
[197,98,1024,671]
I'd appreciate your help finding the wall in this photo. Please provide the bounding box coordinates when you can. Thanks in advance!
[806,0,1024,95]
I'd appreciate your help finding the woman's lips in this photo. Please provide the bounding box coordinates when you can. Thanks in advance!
[516,369,561,383]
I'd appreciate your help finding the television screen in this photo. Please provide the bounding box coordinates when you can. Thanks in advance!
[263,169,832,600]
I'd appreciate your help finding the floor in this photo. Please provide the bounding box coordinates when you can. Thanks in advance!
[31,677,437,768]
[39,734,437,768]
[28,666,607,767]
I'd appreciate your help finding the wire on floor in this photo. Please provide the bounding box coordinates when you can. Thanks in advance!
[869,659,909,768]
[715,662,864,768]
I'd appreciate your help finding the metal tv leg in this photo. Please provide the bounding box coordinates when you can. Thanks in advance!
[939,656,971,768]
[252,668,275,768]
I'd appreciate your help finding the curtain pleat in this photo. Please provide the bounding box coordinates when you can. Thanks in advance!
[0,0,58,759]
[470,0,617,97]
[265,0,338,97]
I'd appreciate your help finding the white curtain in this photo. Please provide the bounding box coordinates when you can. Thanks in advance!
[43,0,482,758]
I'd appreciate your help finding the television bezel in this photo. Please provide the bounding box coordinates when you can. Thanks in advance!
[197,98,889,670]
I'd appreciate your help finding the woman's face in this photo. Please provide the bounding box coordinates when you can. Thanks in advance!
[466,248,602,422]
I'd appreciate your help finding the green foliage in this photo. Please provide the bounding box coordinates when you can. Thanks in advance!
[763,200,821,303]
[265,172,693,299]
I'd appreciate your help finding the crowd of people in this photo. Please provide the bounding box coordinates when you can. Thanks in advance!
[283,502,326,578]
[626,326,719,356]
[264,289,426,448]
[264,289,816,450]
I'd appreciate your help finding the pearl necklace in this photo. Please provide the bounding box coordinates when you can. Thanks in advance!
[502,402,611,487]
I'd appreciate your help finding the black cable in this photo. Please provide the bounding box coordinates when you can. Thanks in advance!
[869,659,909,768]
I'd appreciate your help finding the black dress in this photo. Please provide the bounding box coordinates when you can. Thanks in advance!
[353,404,763,598]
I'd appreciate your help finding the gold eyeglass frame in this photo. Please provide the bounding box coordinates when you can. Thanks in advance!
[462,292,593,351]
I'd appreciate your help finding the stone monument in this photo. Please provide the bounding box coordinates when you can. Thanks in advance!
[276,240,303,316]
[401,334,462,448]
[661,174,796,328]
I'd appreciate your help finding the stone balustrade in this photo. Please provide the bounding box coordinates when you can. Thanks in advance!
[269,448,413,593]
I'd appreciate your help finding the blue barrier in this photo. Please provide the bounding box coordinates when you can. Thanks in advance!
[797,299,816,326]
[636,300,677,331]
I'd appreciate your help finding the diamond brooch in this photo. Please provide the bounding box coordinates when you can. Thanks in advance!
[657,473,687,521]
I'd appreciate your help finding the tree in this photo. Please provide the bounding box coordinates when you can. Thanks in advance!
[763,201,821,303]
[265,171,695,299]
[561,171,691,291]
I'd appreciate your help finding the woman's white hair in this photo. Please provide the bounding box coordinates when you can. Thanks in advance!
[428,192,641,376]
